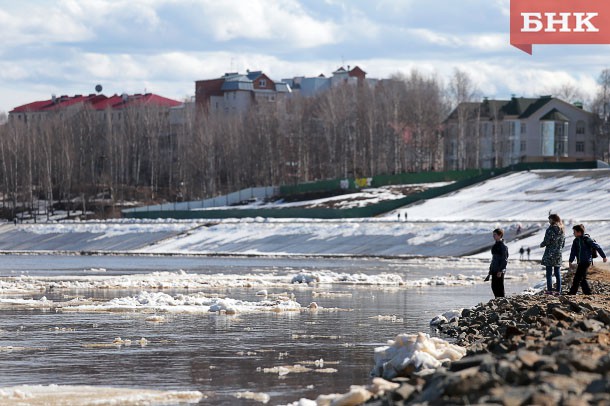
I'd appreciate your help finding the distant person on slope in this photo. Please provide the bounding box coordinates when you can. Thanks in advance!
[568,224,607,295]
[540,214,565,295]
[519,246,524,260]
[485,228,509,298]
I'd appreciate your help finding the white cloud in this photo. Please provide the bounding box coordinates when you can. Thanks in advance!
[0,3,93,48]
[193,0,340,48]
[409,29,506,51]
[0,0,607,114]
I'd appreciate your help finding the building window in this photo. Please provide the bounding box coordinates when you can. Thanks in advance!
[556,122,565,137]
[520,123,526,134]
[576,120,585,135]
[520,140,526,152]
[555,141,565,155]
[259,79,267,87]
[576,141,585,152]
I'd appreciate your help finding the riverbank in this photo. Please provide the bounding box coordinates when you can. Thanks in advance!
[364,263,610,405]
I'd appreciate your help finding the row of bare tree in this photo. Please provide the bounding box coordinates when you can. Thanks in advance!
[0,70,454,217]
[0,68,608,218]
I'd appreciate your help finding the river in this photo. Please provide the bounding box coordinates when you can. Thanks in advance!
[0,255,538,405]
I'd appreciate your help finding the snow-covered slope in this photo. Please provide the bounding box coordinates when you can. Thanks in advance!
[402,169,610,222]
[0,169,608,258]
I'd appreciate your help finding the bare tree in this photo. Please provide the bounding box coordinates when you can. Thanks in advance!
[448,69,479,170]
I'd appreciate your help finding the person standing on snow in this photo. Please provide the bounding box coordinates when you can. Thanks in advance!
[568,224,607,295]
[540,214,565,295]
[485,228,509,298]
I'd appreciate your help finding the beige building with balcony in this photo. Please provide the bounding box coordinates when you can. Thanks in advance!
[444,96,601,170]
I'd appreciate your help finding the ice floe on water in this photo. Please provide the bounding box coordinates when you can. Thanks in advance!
[0,291,309,315]
[291,271,403,285]
[0,269,408,294]
[0,346,47,353]
[60,291,304,314]
[0,384,203,405]
[233,391,271,404]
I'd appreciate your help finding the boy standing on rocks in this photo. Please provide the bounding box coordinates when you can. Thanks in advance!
[568,224,607,295]
[485,228,509,298]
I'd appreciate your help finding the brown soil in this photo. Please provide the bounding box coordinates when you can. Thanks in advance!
[589,262,610,283]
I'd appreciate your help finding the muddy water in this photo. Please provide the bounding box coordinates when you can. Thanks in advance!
[0,255,537,405]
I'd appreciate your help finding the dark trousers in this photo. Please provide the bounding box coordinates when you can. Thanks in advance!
[491,273,505,298]
[569,262,592,295]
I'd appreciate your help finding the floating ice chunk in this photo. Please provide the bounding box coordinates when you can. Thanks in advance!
[256,290,268,297]
[371,332,466,380]
[209,300,238,315]
[85,268,106,273]
[291,271,403,285]
[291,273,320,284]
[0,385,203,404]
[145,315,165,323]
[233,391,271,404]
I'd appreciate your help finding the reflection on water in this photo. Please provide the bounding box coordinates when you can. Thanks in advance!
[0,255,537,405]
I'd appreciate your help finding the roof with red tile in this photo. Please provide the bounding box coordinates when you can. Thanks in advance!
[10,93,181,113]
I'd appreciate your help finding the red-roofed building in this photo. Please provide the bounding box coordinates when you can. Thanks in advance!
[9,93,182,124]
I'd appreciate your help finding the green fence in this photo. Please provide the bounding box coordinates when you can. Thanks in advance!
[278,169,487,196]
[125,161,607,220]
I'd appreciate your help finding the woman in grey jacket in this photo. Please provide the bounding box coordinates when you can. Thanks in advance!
[540,214,565,295]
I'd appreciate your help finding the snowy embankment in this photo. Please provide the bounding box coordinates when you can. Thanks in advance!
[0,219,535,257]
[0,170,606,259]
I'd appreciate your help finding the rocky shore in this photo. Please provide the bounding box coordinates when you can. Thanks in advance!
[364,264,610,405]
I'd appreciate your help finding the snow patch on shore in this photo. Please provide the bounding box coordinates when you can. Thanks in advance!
[371,332,467,380]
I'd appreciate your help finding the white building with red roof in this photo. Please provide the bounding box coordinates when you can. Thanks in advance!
[9,92,182,124]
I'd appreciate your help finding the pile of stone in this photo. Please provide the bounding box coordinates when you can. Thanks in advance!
[364,269,610,405]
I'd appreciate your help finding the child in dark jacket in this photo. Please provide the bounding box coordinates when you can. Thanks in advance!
[486,228,509,298]
[568,224,607,295]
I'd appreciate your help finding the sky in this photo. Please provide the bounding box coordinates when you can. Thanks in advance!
[1,0,609,114]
